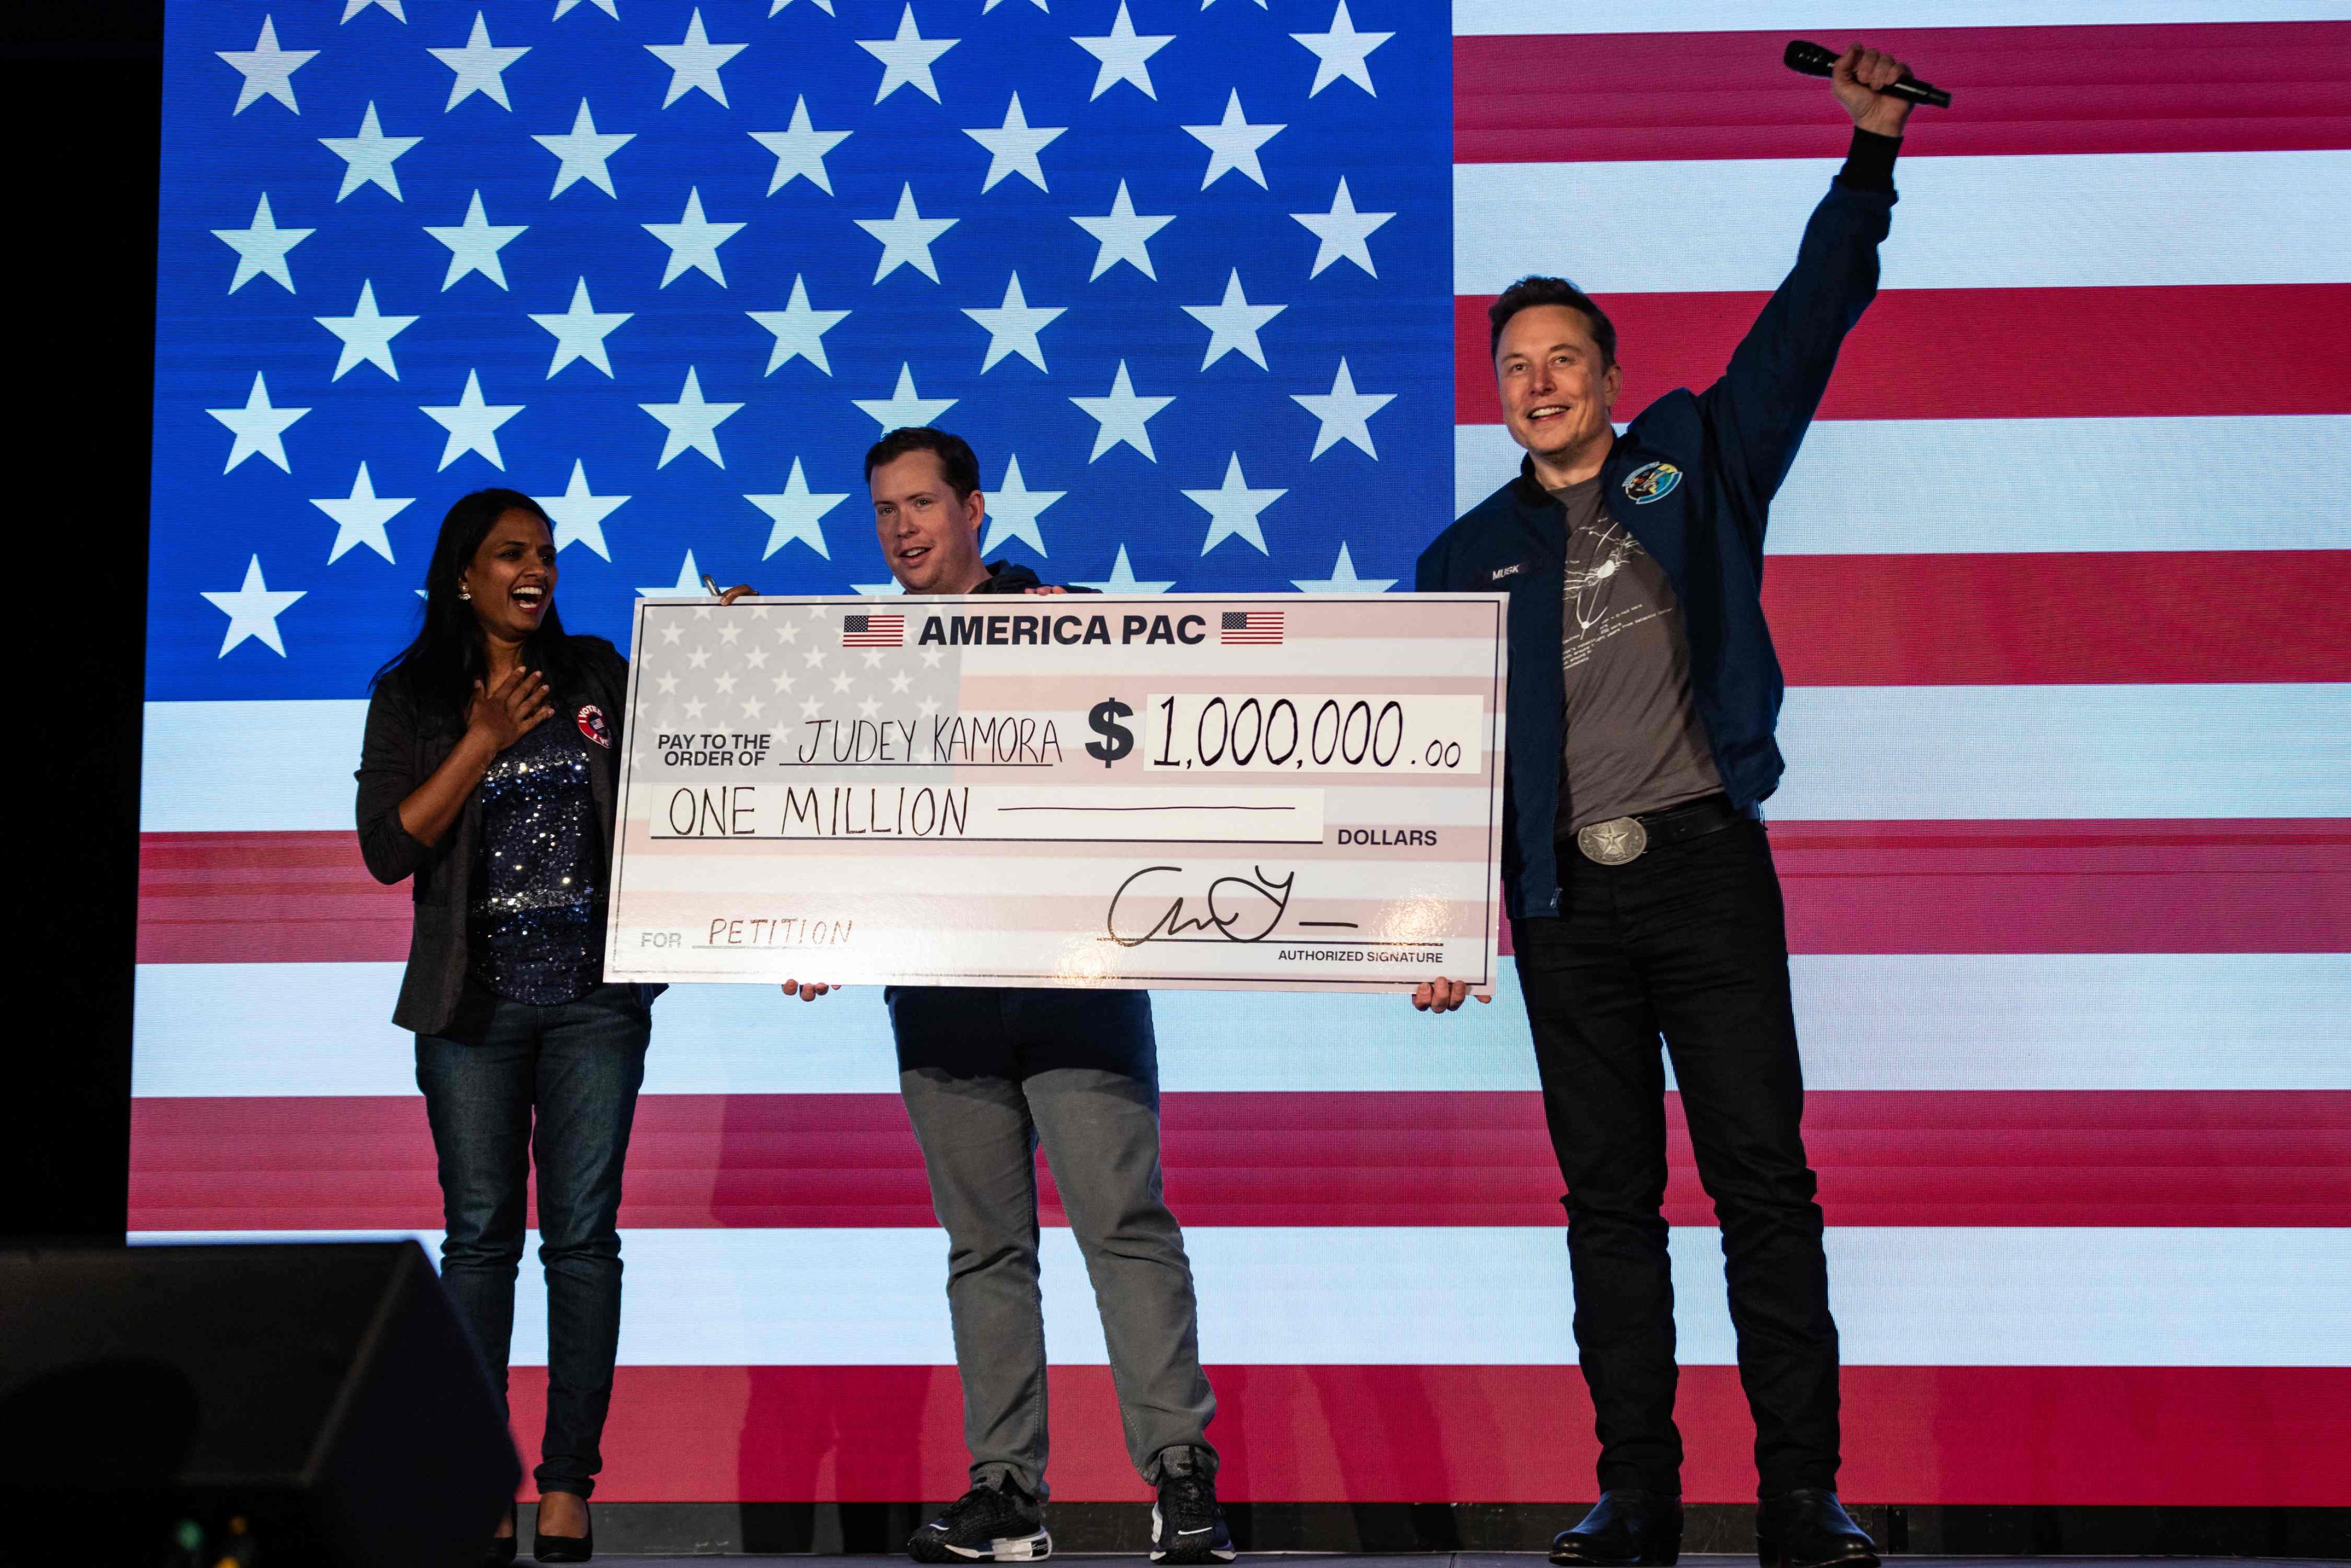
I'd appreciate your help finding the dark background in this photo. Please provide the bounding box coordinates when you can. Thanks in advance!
[4,0,160,1243]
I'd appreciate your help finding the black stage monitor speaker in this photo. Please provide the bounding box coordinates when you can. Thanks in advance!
[0,1240,521,1568]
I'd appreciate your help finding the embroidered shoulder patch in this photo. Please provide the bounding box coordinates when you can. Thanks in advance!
[1621,461,1682,504]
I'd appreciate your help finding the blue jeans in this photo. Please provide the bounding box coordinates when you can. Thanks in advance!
[416,982,651,1500]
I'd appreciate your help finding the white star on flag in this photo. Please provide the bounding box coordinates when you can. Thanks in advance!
[1183,269,1285,370]
[1182,90,1284,189]
[647,10,746,107]
[852,577,908,596]
[319,103,419,200]
[208,373,309,473]
[966,93,1064,192]
[1292,357,1394,458]
[425,190,526,290]
[749,276,850,375]
[965,273,1065,372]
[420,369,524,469]
[640,550,711,598]
[1291,0,1392,96]
[218,17,314,115]
[429,12,530,111]
[749,98,850,195]
[1186,453,1287,555]
[533,99,634,197]
[853,364,957,431]
[979,454,1063,556]
[529,277,632,376]
[1071,361,1173,462]
[557,0,619,16]
[856,184,957,283]
[746,458,849,559]
[772,0,835,12]
[312,462,414,563]
[315,280,417,380]
[537,461,630,558]
[640,367,742,467]
[213,193,312,294]
[1291,541,1396,593]
[343,0,405,21]
[857,5,958,104]
[1292,176,1394,278]
[1074,544,1173,593]
[644,188,743,287]
[1072,180,1172,281]
[1072,1,1172,100]
[203,557,306,656]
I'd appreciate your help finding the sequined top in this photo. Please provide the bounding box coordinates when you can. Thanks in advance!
[468,714,604,1004]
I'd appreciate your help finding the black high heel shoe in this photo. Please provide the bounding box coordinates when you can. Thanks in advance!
[485,1501,518,1566]
[533,1497,592,1564]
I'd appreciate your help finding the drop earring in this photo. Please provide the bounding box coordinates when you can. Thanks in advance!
[459,586,472,601]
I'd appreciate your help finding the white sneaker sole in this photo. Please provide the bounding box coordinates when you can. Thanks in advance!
[936,1531,1051,1562]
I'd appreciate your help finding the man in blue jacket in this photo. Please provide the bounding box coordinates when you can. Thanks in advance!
[1412,44,1924,1568]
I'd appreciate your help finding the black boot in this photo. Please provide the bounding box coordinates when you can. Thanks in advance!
[1756,1490,1877,1568]
[1550,1489,1683,1566]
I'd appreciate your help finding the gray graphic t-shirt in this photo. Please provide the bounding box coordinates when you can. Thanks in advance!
[1551,475,1723,833]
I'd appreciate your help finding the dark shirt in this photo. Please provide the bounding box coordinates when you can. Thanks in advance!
[1550,475,1723,831]
[468,713,606,1004]
[355,636,639,1034]
[1414,130,1897,919]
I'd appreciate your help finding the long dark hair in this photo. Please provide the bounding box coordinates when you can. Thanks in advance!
[373,488,579,722]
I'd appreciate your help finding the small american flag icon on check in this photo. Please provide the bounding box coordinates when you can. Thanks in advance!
[1221,610,1285,645]
[841,613,905,648]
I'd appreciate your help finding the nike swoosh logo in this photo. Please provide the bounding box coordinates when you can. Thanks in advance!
[1177,1528,1213,1535]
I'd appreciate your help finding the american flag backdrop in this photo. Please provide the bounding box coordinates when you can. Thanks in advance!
[138,0,2348,1509]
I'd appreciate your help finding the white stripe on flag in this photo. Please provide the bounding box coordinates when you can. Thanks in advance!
[1451,1,2351,33]
[1454,151,2351,295]
[130,954,2351,1097]
[1773,684,2350,819]
[132,1225,2351,1368]
[1453,416,2351,548]
[135,687,2351,833]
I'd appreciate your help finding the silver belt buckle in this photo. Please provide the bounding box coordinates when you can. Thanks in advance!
[1576,815,1648,866]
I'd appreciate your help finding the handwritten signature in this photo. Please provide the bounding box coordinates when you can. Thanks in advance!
[1106,864,1295,947]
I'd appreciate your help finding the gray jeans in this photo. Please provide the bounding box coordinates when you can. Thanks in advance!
[888,985,1216,1499]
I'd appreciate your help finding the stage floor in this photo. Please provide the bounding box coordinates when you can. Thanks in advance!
[587,1557,2345,1566]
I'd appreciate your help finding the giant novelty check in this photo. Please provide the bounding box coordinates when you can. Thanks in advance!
[603,594,1508,992]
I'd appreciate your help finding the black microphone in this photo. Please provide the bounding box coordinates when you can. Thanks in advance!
[1784,38,1952,109]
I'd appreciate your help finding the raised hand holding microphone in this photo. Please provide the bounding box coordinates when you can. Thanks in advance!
[1829,41,1923,136]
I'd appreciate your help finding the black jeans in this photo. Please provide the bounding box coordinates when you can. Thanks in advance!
[1514,820,1839,1499]
[415,982,651,1500]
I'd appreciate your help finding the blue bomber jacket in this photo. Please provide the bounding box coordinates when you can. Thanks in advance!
[1415,173,1895,922]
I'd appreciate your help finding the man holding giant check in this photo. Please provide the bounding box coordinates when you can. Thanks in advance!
[605,425,1509,1566]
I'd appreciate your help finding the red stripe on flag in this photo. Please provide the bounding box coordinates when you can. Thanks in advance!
[126,1090,2351,1233]
[135,821,2351,965]
[1764,552,2351,686]
[1453,285,2351,422]
[1456,22,2351,163]
[505,1362,2351,1504]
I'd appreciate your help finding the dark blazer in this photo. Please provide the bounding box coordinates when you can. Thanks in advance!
[1416,175,1893,922]
[354,636,636,1034]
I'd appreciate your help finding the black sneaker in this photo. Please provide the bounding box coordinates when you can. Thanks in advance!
[907,1476,1051,1563]
[1150,1446,1234,1565]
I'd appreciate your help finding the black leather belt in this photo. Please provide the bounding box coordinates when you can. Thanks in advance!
[1567,792,1748,866]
